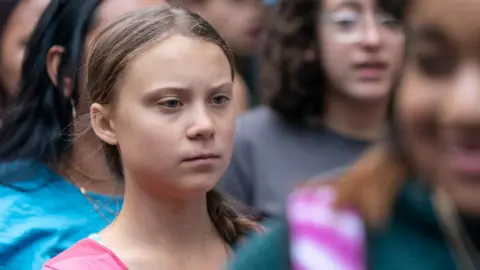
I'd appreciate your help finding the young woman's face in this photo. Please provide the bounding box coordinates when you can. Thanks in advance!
[397,0,480,214]
[0,0,50,95]
[110,35,235,199]
[189,0,264,56]
[319,0,404,101]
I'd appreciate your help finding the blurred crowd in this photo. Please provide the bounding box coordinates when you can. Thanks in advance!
[1,0,480,269]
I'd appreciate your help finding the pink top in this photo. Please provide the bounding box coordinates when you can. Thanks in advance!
[42,238,128,270]
[288,187,366,270]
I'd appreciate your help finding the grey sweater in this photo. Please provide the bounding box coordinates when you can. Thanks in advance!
[219,106,372,217]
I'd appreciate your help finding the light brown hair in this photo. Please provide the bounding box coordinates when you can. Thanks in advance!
[86,5,256,245]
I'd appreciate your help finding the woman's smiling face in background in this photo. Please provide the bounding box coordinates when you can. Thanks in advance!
[397,0,480,214]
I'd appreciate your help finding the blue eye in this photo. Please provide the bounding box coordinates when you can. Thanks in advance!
[159,99,183,109]
[212,95,230,105]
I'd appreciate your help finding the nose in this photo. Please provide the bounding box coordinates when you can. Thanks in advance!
[186,107,215,140]
[360,17,382,50]
[442,64,480,127]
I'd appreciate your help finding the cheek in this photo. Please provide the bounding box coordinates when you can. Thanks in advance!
[0,39,23,93]
[319,28,351,81]
[210,107,236,161]
[118,107,176,149]
[114,105,179,171]
[386,36,406,71]
[396,69,439,175]
[218,114,235,155]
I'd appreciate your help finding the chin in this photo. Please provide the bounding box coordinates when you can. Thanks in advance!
[345,84,391,102]
[177,175,219,195]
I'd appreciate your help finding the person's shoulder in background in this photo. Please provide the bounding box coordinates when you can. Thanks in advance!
[288,186,366,269]
[219,106,283,207]
[229,217,290,270]
[0,160,120,270]
[228,184,366,270]
[235,105,280,139]
[0,161,71,269]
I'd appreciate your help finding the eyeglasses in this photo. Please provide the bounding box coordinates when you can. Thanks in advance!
[320,9,404,43]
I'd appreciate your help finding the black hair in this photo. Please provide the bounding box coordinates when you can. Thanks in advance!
[379,0,408,23]
[0,0,21,114]
[0,0,101,181]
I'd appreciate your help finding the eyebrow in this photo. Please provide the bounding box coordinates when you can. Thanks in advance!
[336,0,362,10]
[142,82,233,101]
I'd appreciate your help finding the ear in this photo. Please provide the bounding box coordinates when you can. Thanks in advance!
[90,103,117,146]
[46,45,73,97]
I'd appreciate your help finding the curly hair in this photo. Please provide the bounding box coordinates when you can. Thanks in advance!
[262,0,324,125]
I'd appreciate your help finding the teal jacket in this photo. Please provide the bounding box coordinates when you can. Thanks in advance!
[0,161,121,270]
[229,181,464,270]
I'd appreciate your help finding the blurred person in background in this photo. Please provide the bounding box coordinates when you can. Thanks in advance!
[220,0,404,218]
[0,0,160,269]
[0,0,50,117]
[172,0,265,114]
[230,0,480,269]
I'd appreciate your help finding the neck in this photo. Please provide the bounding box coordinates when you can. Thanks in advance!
[66,127,121,195]
[321,91,388,140]
[102,181,220,254]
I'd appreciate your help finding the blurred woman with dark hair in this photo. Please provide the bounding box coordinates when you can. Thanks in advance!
[0,0,49,116]
[230,0,480,268]
[0,0,160,269]
[220,0,404,218]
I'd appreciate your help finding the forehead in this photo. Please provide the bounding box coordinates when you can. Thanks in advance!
[8,0,49,25]
[408,0,480,48]
[322,0,377,9]
[123,35,232,88]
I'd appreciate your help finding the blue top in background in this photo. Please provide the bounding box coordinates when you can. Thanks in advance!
[0,161,122,270]
[264,0,277,5]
